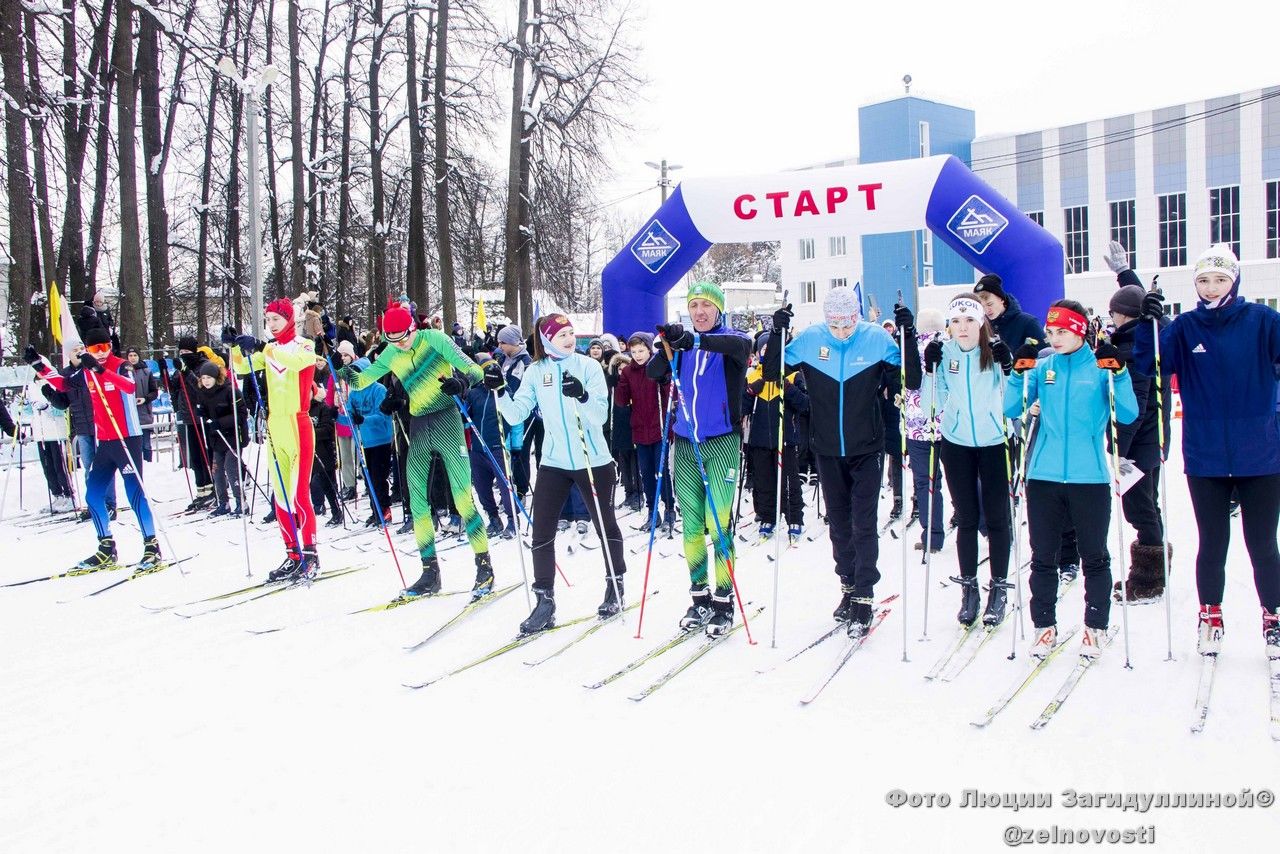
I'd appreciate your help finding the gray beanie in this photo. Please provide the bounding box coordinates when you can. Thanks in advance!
[823,286,861,326]
[1109,285,1145,319]
[497,325,525,346]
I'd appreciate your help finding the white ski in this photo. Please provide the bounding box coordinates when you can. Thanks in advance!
[970,626,1079,728]
[1190,653,1219,734]
[1029,626,1120,730]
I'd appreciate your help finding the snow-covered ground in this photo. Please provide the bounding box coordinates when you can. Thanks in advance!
[1,419,1275,853]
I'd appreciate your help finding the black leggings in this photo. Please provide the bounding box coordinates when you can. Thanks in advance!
[1187,474,1280,611]
[530,464,628,590]
[940,440,1011,581]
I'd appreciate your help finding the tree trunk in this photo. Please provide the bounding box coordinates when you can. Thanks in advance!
[263,0,286,298]
[305,0,333,298]
[404,9,427,311]
[333,3,356,316]
[137,2,173,348]
[502,0,529,328]
[225,80,244,336]
[432,0,457,329]
[113,0,146,346]
[23,10,56,302]
[84,56,114,295]
[1,1,35,349]
[194,74,219,344]
[287,0,306,293]
[367,0,386,312]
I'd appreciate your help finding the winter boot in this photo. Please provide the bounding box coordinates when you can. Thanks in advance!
[520,587,556,635]
[1197,604,1224,655]
[706,593,735,638]
[953,576,981,626]
[296,547,320,581]
[137,536,163,570]
[77,537,118,570]
[472,552,495,599]
[982,580,1011,626]
[598,574,625,618]
[485,516,504,538]
[833,583,857,622]
[1114,541,1169,603]
[846,597,875,638]
[404,558,442,597]
[1080,626,1106,660]
[1029,625,1058,659]
[1264,609,1280,660]
[679,586,713,631]
[268,552,301,583]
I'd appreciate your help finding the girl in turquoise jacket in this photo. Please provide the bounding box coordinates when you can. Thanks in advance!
[1007,300,1137,661]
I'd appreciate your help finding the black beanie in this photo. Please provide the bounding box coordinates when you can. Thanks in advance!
[974,274,1009,306]
[178,335,198,352]
[197,361,222,380]
[1109,285,1145,319]
[84,328,111,347]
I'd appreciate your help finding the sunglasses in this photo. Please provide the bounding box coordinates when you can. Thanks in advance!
[384,329,410,343]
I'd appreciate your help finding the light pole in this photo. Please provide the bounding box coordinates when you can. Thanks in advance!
[644,159,683,204]
[217,57,278,339]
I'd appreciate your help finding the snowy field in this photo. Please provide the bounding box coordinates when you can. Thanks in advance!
[1,419,1276,853]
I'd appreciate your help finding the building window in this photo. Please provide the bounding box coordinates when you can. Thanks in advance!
[799,281,817,303]
[1170,302,1182,316]
[1256,297,1278,309]
[1027,211,1044,226]
[1063,206,1089,274]
[830,277,847,290]
[1209,186,1241,260]
[1158,193,1187,268]
[1266,180,1279,260]
[828,236,846,257]
[1109,200,1136,270]
[798,238,815,261]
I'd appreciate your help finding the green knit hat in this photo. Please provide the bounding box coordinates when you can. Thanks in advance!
[686,281,725,313]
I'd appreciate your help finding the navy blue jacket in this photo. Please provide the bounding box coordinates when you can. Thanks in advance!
[464,384,503,449]
[991,295,1047,349]
[1133,297,1280,477]
[647,322,753,442]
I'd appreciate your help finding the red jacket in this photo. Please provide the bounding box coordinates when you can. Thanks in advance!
[615,359,670,445]
[39,354,139,441]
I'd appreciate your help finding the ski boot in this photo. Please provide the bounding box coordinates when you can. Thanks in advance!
[296,547,320,581]
[485,516,505,539]
[325,512,345,529]
[627,493,644,513]
[520,587,556,635]
[502,519,517,540]
[637,517,654,534]
[268,552,302,583]
[230,501,244,519]
[1080,626,1105,660]
[472,553,495,599]
[679,586,713,630]
[661,510,677,537]
[888,497,903,521]
[846,597,875,638]
[833,583,857,622]
[952,576,980,626]
[262,507,277,525]
[757,522,775,541]
[1264,609,1280,660]
[557,519,570,533]
[447,514,464,536]
[76,537,118,571]
[396,517,414,536]
[907,498,919,526]
[982,580,1011,626]
[208,504,230,519]
[340,486,357,502]
[598,574,625,618]
[575,520,589,537]
[706,593,734,637]
[136,536,164,571]
[404,558,442,598]
[1058,563,1079,585]
[1029,625,1058,659]
[1196,604,1224,655]
[787,523,803,544]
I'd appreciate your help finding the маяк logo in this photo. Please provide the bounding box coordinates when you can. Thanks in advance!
[946,194,1009,254]
[631,220,681,273]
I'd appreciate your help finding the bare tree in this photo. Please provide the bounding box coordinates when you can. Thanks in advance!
[332,2,357,314]
[113,0,146,345]
[366,0,387,316]
[2,0,36,348]
[404,7,428,311]
[432,0,459,327]
[286,0,306,292]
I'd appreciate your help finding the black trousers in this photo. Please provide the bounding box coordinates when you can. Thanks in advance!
[1060,464,1165,560]
[940,440,1011,581]
[363,442,393,515]
[1027,480,1112,629]
[815,452,881,596]
[310,441,342,518]
[1188,473,1280,611]
[38,440,73,498]
[530,464,627,590]
[180,423,212,488]
[748,444,804,526]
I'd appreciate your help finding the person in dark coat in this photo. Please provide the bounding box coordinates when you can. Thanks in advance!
[973,275,1047,349]
[194,360,248,517]
[169,335,214,509]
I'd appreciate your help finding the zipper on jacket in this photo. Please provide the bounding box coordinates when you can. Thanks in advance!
[555,362,577,469]
[1061,356,1071,483]
[838,335,847,456]
[964,349,978,446]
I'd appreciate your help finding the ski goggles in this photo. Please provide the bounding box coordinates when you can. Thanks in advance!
[85,342,112,359]
[383,327,412,344]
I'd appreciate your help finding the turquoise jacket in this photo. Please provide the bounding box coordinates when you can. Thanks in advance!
[497,352,612,470]
[1005,345,1138,484]
[919,340,1008,448]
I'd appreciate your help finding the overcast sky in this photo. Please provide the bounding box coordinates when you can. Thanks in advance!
[596,0,1278,227]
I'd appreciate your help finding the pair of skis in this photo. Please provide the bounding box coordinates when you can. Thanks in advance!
[1191,651,1280,741]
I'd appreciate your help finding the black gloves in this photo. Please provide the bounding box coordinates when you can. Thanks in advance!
[221,326,238,345]
[23,345,41,366]
[378,395,398,416]
[79,353,104,373]
[482,362,505,391]
[179,352,202,372]
[560,372,588,402]
[438,375,467,397]
[234,335,261,355]
[990,338,1013,375]
[923,339,944,374]
[893,303,915,336]
[656,323,694,351]
[772,303,793,331]
[351,411,364,426]
[1012,342,1040,373]
[1094,342,1125,373]
[1140,291,1165,321]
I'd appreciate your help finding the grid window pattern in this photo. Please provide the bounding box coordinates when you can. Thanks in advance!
[1027,211,1044,226]
[1208,186,1241,260]
[830,277,848,290]
[1109,200,1137,270]
[828,236,847,257]
[798,239,815,261]
[1158,193,1187,268]
[800,281,817,303]
[1266,180,1279,259]
[1063,206,1089,274]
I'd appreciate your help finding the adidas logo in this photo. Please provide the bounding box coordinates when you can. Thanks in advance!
[1192,343,1207,354]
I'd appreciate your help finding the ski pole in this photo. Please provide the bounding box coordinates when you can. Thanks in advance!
[1149,276,1174,662]
[635,367,678,638]
[898,316,910,662]
[663,345,756,644]
[1104,347,1134,670]
[492,388,533,610]
[174,361,215,497]
[920,361,939,639]
[771,302,789,649]
[569,390,625,627]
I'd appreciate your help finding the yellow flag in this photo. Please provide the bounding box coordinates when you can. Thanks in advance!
[49,281,63,345]
[476,298,487,331]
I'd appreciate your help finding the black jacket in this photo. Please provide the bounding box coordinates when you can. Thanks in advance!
[1110,317,1171,471]
[41,364,95,438]
[743,366,809,448]
[194,381,249,450]
[991,295,1047,349]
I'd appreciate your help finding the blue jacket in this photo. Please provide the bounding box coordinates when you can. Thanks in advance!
[991,295,1047,349]
[1133,297,1280,477]
[1006,345,1138,484]
[920,340,1008,448]
[646,321,753,442]
[498,352,612,470]
[463,384,503,449]
[345,369,393,448]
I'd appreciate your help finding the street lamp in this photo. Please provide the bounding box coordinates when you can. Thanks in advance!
[217,57,279,338]
[644,159,683,204]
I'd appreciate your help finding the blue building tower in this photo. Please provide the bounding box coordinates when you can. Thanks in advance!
[859,97,976,311]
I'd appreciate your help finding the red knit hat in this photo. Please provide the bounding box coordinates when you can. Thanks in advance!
[382,307,414,338]
[265,298,295,324]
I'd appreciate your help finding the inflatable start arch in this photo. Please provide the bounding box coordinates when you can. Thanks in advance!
[602,154,1064,334]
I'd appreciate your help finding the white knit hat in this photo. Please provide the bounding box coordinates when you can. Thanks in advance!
[1193,243,1239,282]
